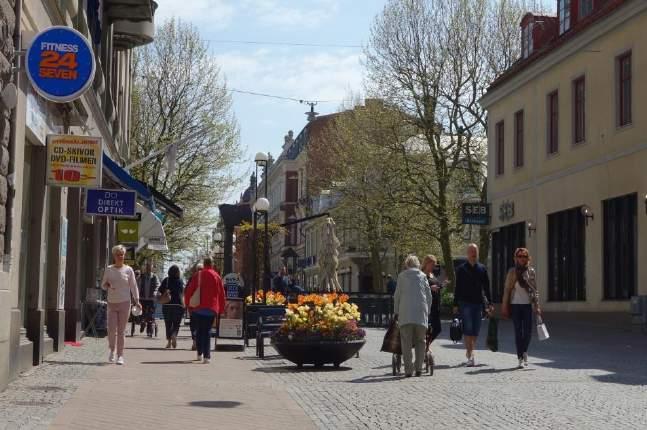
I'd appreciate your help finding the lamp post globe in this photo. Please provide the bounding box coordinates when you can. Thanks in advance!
[254,152,269,164]
[255,197,270,212]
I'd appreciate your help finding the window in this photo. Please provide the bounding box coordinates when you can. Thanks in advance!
[514,110,524,167]
[547,91,559,154]
[521,23,533,58]
[495,121,504,175]
[580,0,594,19]
[548,206,586,301]
[490,222,526,303]
[559,0,571,34]
[618,52,632,127]
[603,193,637,300]
[573,77,585,144]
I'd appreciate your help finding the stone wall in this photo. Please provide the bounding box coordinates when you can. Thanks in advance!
[0,0,14,262]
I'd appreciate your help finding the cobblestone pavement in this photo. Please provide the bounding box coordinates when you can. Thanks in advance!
[252,315,647,430]
[2,315,647,430]
[0,337,107,430]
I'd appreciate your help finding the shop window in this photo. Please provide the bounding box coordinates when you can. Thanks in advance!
[490,222,526,303]
[548,206,586,301]
[603,193,637,300]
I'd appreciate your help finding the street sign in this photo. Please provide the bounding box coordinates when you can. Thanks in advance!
[46,134,102,187]
[86,189,137,217]
[462,202,490,225]
[26,26,96,103]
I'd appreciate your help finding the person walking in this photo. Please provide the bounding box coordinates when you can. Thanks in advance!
[158,265,185,349]
[386,274,397,296]
[101,245,140,365]
[421,255,443,349]
[138,262,160,335]
[184,258,225,364]
[501,248,541,368]
[188,263,203,351]
[453,244,493,367]
[394,255,433,377]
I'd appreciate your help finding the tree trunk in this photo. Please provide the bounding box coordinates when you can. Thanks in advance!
[478,178,490,265]
[437,184,455,291]
[369,246,384,293]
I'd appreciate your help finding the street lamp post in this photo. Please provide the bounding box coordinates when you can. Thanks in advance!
[254,152,270,304]
[254,197,271,305]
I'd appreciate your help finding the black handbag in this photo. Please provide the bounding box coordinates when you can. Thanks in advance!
[486,316,499,352]
[450,318,463,343]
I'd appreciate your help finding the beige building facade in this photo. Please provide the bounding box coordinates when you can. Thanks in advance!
[481,0,647,311]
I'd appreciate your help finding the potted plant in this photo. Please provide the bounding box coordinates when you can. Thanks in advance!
[271,293,366,368]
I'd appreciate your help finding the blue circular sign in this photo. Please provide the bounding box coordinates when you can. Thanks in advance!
[26,26,96,103]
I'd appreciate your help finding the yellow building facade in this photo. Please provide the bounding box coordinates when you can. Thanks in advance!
[481,0,647,312]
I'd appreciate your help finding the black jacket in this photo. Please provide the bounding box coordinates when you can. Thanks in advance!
[159,277,185,306]
[453,262,491,306]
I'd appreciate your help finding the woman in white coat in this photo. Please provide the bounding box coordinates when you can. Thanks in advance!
[394,255,433,377]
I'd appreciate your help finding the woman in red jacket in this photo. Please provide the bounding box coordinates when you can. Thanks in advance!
[184,257,226,363]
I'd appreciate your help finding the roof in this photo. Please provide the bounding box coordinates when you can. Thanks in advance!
[487,0,629,93]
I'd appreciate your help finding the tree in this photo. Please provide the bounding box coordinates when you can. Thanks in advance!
[309,100,430,292]
[130,19,241,255]
[364,0,534,285]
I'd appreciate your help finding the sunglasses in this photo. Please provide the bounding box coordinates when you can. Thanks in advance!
[516,254,529,258]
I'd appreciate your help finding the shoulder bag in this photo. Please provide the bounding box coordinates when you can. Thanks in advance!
[189,271,202,308]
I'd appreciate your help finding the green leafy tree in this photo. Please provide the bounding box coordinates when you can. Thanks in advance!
[130,19,241,254]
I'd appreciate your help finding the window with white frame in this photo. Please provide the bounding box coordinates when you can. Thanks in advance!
[580,0,593,19]
[521,22,533,58]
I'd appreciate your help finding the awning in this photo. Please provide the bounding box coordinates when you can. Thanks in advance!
[137,180,184,219]
[102,152,155,210]
[135,203,168,252]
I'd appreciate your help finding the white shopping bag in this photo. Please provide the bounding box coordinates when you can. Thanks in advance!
[536,316,550,341]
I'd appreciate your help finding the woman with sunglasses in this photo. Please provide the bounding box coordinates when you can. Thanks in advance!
[502,248,541,368]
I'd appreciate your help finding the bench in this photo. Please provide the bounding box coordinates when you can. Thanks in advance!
[255,308,286,358]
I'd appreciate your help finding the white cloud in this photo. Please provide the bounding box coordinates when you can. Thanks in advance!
[154,0,236,28]
[243,0,340,28]
[217,48,363,105]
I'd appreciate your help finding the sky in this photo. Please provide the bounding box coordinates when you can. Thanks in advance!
[154,0,390,203]
[154,0,557,205]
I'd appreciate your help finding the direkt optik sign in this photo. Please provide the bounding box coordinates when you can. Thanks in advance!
[86,189,137,218]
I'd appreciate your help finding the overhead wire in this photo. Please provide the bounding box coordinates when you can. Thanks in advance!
[203,39,362,49]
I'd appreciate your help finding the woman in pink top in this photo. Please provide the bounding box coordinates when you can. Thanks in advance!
[101,244,140,365]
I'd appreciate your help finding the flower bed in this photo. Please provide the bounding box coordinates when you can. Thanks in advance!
[245,290,286,306]
[273,293,366,343]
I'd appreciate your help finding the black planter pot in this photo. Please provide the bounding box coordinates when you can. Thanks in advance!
[272,338,366,368]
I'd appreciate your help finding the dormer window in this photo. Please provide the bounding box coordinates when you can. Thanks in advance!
[580,0,593,19]
[522,22,534,58]
[558,0,571,34]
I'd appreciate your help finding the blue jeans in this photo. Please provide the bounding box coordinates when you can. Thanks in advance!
[511,304,533,359]
[193,312,215,359]
[459,302,483,337]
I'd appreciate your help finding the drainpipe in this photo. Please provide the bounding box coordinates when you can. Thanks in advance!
[3,0,22,270]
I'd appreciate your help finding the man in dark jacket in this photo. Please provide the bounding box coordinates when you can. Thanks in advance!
[452,244,493,367]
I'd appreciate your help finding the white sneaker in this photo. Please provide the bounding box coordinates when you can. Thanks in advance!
[523,353,529,367]
[108,351,115,363]
[196,354,203,361]
[466,357,475,367]
[116,356,125,365]
[518,358,524,369]
[202,358,211,364]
